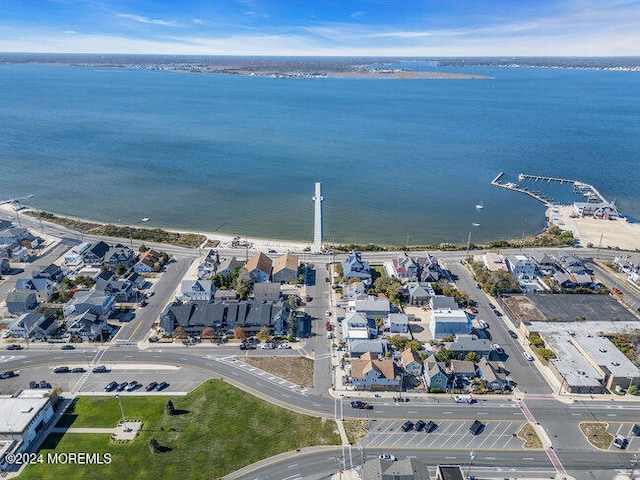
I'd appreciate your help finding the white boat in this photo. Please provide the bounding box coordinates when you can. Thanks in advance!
[472,223,480,227]
[475,202,484,210]
[141,217,150,222]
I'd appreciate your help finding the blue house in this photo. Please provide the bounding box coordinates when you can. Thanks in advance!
[342,251,371,280]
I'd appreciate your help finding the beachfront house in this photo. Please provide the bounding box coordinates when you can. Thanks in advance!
[341,251,371,280]
[216,256,244,276]
[245,252,273,283]
[271,253,299,284]
[179,279,214,302]
[103,244,135,269]
[82,241,110,266]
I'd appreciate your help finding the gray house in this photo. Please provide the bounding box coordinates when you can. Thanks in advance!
[350,352,402,391]
[348,339,388,358]
[478,358,508,391]
[8,313,57,339]
[66,311,112,341]
[253,283,281,302]
[6,291,39,315]
[342,251,371,280]
[445,334,492,359]
[63,289,116,318]
[82,241,110,266]
[103,244,135,269]
[406,282,433,305]
[423,356,450,391]
[401,348,423,377]
[15,277,57,302]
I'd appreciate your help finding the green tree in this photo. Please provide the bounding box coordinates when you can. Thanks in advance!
[165,400,175,416]
[464,352,479,363]
[115,264,126,276]
[374,317,384,330]
[236,270,253,300]
[538,348,557,360]
[406,340,422,352]
[435,348,455,363]
[373,275,404,304]
[388,335,409,350]
[256,326,272,343]
[139,244,149,253]
[628,385,638,396]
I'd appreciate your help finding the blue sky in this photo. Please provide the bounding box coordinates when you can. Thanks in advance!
[1,0,639,55]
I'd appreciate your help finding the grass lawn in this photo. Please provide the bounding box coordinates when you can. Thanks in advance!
[22,380,340,480]
[343,420,369,444]
[370,265,385,283]
[241,356,314,388]
[517,423,543,449]
[579,422,613,450]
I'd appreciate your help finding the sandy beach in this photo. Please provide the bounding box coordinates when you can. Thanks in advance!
[547,205,640,251]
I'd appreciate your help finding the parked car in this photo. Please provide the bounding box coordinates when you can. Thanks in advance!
[305,295,311,302]
[493,344,504,355]
[414,420,427,432]
[6,344,22,350]
[469,306,478,314]
[522,352,534,361]
[0,370,16,379]
[478,320,489,329]
[488,303,496,309]
[261,342,275,350]
[2,331,11,339]
[145,381,158,391]
[507,329,518,339]
[633,424,640,436]
[613,287,623,295]
[378,454,397,461]
[92,365,108,373]
[29,380,38,388]
[105,381,118,392]
[71,367,86,373]
[146,291,155,297]
[61,344,75,350]
[268,249,277,253]
[325,310,332,316]
[39,380,51,389]
[138,300,147,307]
[115,382,128,392]
[53,366,70,373]
[278,343,292,349]
[424,420,437,433]
[126,381,140,392]
[401,421,414,432]
[156,381,169,391]
[613,434,628,449]
[469,420,484,435]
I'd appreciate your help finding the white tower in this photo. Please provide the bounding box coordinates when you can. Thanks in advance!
[312,182,323,253]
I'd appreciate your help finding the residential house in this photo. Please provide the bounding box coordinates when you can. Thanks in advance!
[417,255,442,283]
[63,289,115,318]
[0,219,13,233]
[15,277,57,302]
[431,295,459,310]
[197,260,216,280]
[245,252,273,283]
[103,244,135,269]
[126,272,147,290]
[423,356,450,391]
[343,312,373,340]
[179,279,214,301]
[66,311,112,341]
[134,249,163,273]
[478,357,507,391]
[6,291,39,315]
[553,271,594,289]
[343,281,367,301]
[445,334,492,359]
[429,309,471,340]
[407,282,434,306]
[348,339,388,359]
[253,283,280,302]
[386,254,419,282]
[33,263,64,282]
[530,252,555,274]
[450,359,477,379]
[64,242,91,266]
[94,278,136,302]
[386,313,409,334]
[82,241,110,266]
[352,296,391,321]
[272,253,299,284]
[505,254,536,279]
[10,246,31,262]
[159,301,226,337]
[341,251,371,280]
[350,352,402,391]
[94,269,116,282]
[0,226,31,245]
[8,313,57,339]
[216,256,244,276]
[401,349,423,376]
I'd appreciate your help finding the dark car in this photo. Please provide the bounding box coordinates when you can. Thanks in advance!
[632,424,640,436]
[507,329,518,339]
[115,382,128,392]
[53,366,70,373]
[469,420,484,435]
[61,344,75,350]
[126,381,140,392]
[71,367,86,373]
[6,344,22,350]
[105,381,118,392]
[401,421,414,432]
[350,401,371,409]
[156,381,169,391]
[29,380,38,389]
[414,420,427,432]
[92,365,108,373]
[488,303,496,309]
[0,370,16,379]
[39,380,51,389]
[424,420,437,433]
[145,381,158,391]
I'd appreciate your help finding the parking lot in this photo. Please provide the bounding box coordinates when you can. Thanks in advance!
[358,419,527,450]
[0,364,210,395]
[606,423,640,451]
[527,293,636,322]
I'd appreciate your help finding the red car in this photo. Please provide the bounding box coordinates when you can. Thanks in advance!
[138,300,148,307]
[612,287,623,295]
[469,306,478,314]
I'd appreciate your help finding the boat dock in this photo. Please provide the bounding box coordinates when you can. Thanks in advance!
[491,172,613,211]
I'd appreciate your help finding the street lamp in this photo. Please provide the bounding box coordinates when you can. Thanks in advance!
[115,393,128,430]
[629,453,638,480]
[467,450,476,477]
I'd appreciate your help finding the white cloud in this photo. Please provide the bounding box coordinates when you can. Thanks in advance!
[118,13,177,27]
[245,11,270,18]
[64,30,78,34]
[192,19,203,24]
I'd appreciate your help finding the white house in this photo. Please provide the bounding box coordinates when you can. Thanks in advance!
[179,279,214,301]
[429,309,471,340]
[505,254,536,278]
[386,313,409,334]
[343,312,371,339]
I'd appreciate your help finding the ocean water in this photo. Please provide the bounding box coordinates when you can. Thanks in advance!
[0,61,638,245]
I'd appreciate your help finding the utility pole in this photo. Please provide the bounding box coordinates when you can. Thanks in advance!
[467,451,476,478]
